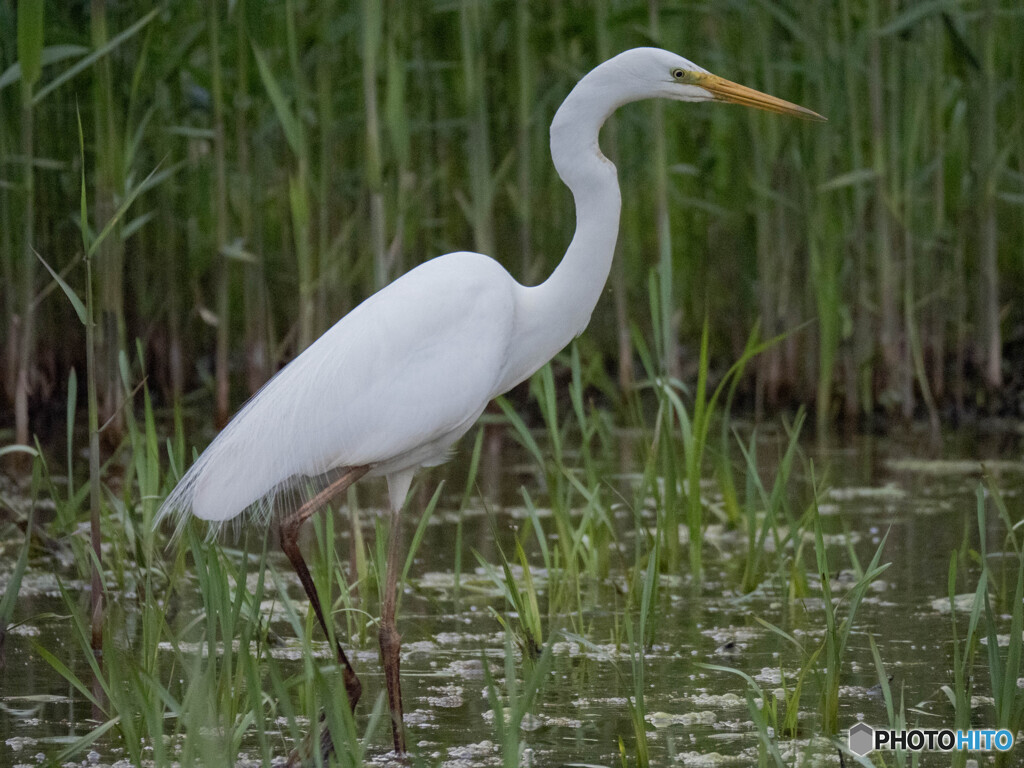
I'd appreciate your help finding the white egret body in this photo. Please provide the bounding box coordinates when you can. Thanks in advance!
[158,47,822,760]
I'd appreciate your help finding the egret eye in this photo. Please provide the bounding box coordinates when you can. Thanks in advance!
[672,68,686,80]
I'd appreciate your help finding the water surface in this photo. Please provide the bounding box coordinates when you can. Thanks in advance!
[2,427,1022,766]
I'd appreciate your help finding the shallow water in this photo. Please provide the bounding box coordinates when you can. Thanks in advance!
[2,426,1023,766]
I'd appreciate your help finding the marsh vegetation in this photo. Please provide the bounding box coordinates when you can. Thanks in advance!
[2,2,1024,766]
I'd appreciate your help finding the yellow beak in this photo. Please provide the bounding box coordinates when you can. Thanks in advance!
[689,72,826,121]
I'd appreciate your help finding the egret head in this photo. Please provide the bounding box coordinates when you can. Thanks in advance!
[608,47,825,121]
[550,47,823,186]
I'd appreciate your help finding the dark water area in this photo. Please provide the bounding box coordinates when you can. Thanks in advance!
[2,425,1023,766]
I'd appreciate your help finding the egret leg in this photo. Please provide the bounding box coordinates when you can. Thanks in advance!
[379,505,407,755]
[279,466,369,726]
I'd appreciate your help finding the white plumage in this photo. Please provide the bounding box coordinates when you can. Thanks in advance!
[161,252,519,524]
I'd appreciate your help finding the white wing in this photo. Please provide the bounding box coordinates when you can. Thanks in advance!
[159,251,517,526]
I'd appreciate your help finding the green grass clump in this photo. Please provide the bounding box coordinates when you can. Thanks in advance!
[812,495,890,735]
[478,536,545,659]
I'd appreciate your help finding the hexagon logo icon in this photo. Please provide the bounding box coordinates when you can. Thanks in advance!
[849,722,874,756]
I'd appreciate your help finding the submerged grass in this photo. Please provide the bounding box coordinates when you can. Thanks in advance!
[734,409,808,595]
[478,536,544,659]
[976,481,1024,766]
[868,634,920,768]
[484,627,553,768]
[702,465,892,758]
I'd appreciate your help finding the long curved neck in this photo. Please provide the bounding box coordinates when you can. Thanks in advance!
[501,73,623,388]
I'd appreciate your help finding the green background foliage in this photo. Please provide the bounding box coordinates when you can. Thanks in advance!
[1,0,1022,443]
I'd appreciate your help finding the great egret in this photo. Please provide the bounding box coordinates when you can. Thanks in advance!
[158,47,823,760]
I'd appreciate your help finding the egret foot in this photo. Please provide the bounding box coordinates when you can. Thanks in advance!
[284,711,333,768]
[283,667,362,767]
[379,622,406,754]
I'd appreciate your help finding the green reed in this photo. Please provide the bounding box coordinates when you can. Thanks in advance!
[478,536,544,658]
[4,3,1024,763]
[733,410,808,596]
[976,482,1024,766]
[620,613,651,768]
[699,660,787,768]
[754,615,823,740]
[484,628,553,768]
[813,489,891,736]
[702,470,891,756]
[0,456,38,648]
[208,1,231,427]
[867,635,920,768]
[12,0,42,450]
[4,2,1022,441]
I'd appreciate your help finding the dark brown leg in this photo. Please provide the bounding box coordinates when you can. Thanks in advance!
[348,495,362,601]
[379,506,407,755]
[280,465,369,767]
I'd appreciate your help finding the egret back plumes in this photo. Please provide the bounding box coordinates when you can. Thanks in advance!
[159,253,518,529]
